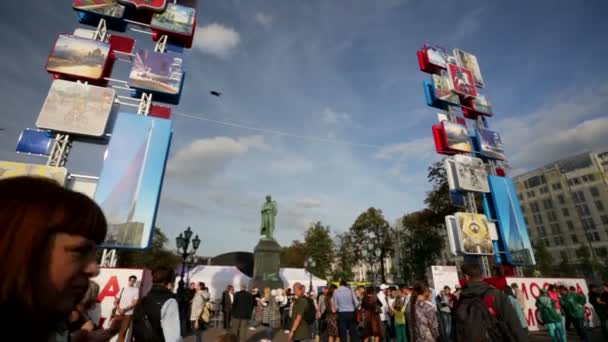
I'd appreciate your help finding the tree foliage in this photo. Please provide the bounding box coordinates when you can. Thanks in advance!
[303,222,335,279]
[398,209,445,283]
[533,243,553,276]
[117,228,182,270]
[332,232,355,282]
[349,207,394,283]
[280,240,306,268]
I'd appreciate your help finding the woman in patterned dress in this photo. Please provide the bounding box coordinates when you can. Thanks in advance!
[325,285,340,342]
[361,286,383,342]
[407,282,439,342]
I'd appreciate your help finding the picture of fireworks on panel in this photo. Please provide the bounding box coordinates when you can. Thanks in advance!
[72,0,125,18]
[477,128,505,160]
[129,50,183,95]
[453,154,490,192]
[454,49,484,88]
[117,0,167,11]
[0,161,68,186]
[488,176,535,265]
[447,63,477,97]
[442,121,471,153]
[95,113,172,249]
[455,212,494,255]
[36,79,115,137]
[425,44,449,69]
[150,3,196,36]
[46,35,110,80]
[432,74,460,105]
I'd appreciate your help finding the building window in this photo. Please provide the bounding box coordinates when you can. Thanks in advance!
[530,202,540,213]
[528,191,536,198]
[577,204,591,217]
[590,187,600,197]
[596,247,608,257]
[553,237,561,246]
[524,216,529,226]
[573,190,586,203]
[571,234,579,243]
[601,215,608,225]
[596,201,605,211]
[588,174,596,182]
[548,211,558,222]
[560,250,568,261]
[540,186,549,194]
[550,223,561,234]
[545,238,551,247]
[594,232,600,241]
[557,194,565,204]
[567,221,574,231]
[552,183,562,191]
[562,208,570,217]
[582,218,596,231]
[583,204,591,216]
[533,214,543,225]
[543,199,554,210]
[538,226,546,236]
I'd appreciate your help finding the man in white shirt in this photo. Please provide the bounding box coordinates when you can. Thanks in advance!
[115,275,140,342]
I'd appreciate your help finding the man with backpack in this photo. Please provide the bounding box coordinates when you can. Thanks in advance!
[288,282,316,342]
[453,263,527,342]
[132,267,182,342]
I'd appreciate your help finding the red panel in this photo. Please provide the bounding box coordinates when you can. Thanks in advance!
[448,63,478,97]
[149,104,172,119]
[432,125,455,156]
[117,0,167,11]
[496,167,506,177]
[417,50,441,74]
[109,35,136,54]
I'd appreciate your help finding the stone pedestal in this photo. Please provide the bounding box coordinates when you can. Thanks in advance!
[250,238,283,290]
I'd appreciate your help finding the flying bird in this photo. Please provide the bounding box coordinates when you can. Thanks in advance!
[210,91,221,97]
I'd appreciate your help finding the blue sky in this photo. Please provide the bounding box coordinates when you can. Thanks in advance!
[1,0,608,256]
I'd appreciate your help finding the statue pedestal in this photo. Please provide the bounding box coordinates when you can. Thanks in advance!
[250,238,283,290]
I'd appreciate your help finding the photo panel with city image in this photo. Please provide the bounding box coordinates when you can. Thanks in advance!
[150,3,196,36]
[448,63,477,97]
[0,161,68,186]
[46,35,110,80]
[488,176,536,265]
[477,128,506,161]
[453,154,490,192]
[442,120,472,153]
[117,0,167,11]
[72,0,125,19]
[425,44,449,69]
[471,94,493,115]
[454,49,485,88]
[455,212,494,255]
[432,74,460,106]
[36,79,115,137]
[129,50,183,95]
[95,113,172,249]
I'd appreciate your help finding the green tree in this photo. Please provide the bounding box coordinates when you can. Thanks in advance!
[350,207,394,283]
[533,243,553,276]
[398,209,445,283]
[280,240,306,267]
[333,232,355,282]
[117,228,182,270]
[424,160,459,224]
[303,222,334,279]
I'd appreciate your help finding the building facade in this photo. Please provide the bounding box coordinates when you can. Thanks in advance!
[513,151,608,264]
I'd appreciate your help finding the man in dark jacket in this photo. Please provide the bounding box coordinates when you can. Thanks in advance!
[221,285,234,330]
[231,284,255,342]
[454,264,528,342]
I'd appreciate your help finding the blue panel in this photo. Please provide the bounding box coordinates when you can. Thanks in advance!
[95,112,172,249]
[488,176,536,266]
[16,129,53,156]
[166,43,184,54]
[423,80,448,110]
[482,192,505,264]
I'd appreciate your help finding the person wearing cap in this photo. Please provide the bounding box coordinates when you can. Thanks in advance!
[536,288,565,342]
[377,284,390,342]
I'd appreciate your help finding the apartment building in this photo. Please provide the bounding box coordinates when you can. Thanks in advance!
[513,151,608,264]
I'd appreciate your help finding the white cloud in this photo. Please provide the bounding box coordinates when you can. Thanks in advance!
[166,135,268,181]
[322,107,351,125]
[447,7,484,43]
[495,82,608,172]
[193,23,240,58]
[374,136,433,160]
[296,198,322,208]
[255,12,273,27]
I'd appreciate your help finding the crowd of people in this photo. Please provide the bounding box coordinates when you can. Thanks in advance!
[1,176,608,342]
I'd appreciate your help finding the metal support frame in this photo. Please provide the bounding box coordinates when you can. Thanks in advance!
[154,34,168,53]
[93,18,108,42]
[99,249,118,267]
[46,134,71,167]
[137,92,153,115]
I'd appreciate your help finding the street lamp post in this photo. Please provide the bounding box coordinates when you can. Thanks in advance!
[175,226,201,292]
[304,257,316,293]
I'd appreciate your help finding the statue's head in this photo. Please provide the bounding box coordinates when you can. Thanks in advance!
[266,195,272,202]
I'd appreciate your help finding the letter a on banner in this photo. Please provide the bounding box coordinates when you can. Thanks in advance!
[97,275,120,303]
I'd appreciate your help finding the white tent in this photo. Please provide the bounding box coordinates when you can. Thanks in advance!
[279,268,327,293]
[181,265,251,301]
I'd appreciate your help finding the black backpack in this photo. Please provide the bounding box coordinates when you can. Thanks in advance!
[132,287,174,342]
[453,288,512,342]
[303,297,316,324]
